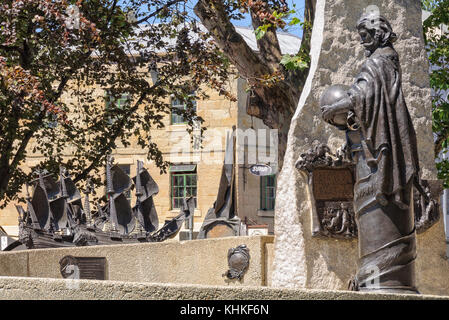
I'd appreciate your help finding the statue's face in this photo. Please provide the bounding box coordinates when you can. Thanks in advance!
[358,27,380,54]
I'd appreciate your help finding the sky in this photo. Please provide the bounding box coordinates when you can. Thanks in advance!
[230,0,306,38]
[118,0,306,39]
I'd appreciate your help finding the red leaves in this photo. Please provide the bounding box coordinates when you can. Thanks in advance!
[237,0,288,28]
[1,0,99,48]
[0,56,66,122]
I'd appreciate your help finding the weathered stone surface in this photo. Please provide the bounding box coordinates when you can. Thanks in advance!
[272,0,445,294]
[0,276,447,300]
[0,236,273,287]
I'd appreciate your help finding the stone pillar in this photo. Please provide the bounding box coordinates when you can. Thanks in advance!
[272,0,448,295]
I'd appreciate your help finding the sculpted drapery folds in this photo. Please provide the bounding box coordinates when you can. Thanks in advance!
[322,13,420,209]
[321,12,420,293]
[348,46,420,210]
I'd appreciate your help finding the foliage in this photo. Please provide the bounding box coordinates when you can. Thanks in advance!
[240,1,308,73]
[0,0,232,207]
[422,0,449,187]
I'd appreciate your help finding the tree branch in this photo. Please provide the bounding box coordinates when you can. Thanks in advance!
[194,0,271,80]
[435,130,449,157]
[249,10,283,70]
[134,0,186,24]
[288,0,315,99]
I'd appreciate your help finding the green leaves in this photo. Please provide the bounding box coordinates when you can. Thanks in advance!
[289,17,301,26]
[0,0,232,207]
[422,0,449,187]
[252,5,302,40]
[255,24,271,40]
[436,160,449,189]
[280,54,309,70]
[422,0,440,11]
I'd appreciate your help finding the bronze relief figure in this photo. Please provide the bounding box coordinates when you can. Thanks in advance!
[321,12,420,294]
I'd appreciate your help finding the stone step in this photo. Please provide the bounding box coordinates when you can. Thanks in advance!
[0,276,447,300]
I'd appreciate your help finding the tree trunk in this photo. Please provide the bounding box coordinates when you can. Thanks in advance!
[194,0,317,168]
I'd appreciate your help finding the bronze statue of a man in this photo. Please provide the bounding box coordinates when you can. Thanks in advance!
[321,12,420,293]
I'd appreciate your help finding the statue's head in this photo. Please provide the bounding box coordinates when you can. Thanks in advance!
[357,12,397,56]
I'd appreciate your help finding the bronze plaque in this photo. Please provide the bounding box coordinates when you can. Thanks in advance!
[315,200,357,238]
[206,223,235,238]
[312,168,354,200]
[60,255,107,280]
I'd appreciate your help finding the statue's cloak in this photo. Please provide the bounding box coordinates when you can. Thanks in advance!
[348,46,420,208]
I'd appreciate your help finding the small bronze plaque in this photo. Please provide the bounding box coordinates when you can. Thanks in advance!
[60,255,107,280]
[313,168,354,200]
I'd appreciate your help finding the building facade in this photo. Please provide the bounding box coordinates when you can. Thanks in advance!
[0,27,301,239]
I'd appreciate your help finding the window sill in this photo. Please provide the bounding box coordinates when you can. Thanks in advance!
[166,121,201,132]
[257,209,275,217]
[166,124,188,132]
[167,209,201,218]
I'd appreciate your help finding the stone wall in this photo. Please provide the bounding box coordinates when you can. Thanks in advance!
[272,0,448,295]
[0,236,273,287]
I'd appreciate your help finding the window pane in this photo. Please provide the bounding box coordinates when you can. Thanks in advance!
[174,175,184,186]
[106,93,129,124]
[260,174,276,210]
[116,95,129,109]
[171,171,197,209]
[171,99,185,124]
[186,174,197,186]
[171,93,196,124]
[186,187,195,197]
[268,187,275,199]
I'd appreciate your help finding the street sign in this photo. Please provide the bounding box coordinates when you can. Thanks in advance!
[249,164,273,176]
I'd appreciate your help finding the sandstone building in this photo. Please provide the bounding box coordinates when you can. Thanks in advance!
[0,27,301,239]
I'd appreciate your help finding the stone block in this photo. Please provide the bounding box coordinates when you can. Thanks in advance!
[272,0,444,295]
[0,236,274,287]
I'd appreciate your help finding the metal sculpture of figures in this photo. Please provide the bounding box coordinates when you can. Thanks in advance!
[320,12,420,294]
[12,157,195,250]
[197,129,242,239]
[132,160,159,234]
[151,197,195,242]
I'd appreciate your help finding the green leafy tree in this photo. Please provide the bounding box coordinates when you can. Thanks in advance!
[194,0,316,164]
[0,0,231,207]
[422,0,449,187]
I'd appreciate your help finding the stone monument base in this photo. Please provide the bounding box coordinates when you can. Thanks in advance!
[0,233,447,296]
[0,276,447,300]
[0,235,274,287]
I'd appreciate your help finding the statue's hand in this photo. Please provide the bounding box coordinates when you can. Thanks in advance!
[321,105,336,123]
